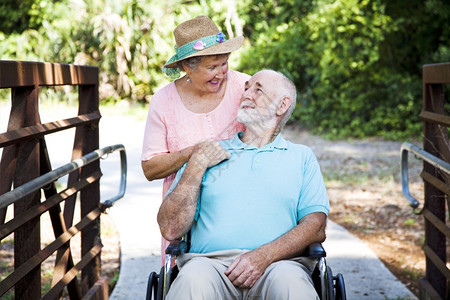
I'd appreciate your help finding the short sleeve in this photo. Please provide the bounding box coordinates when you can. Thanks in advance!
[297,150,330,221]
[165,163,186,197]
[141,89,170,161]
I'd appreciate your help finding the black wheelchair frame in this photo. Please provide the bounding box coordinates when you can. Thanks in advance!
[146,240,346,300]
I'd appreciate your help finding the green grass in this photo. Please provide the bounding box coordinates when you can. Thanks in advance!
[109,270,120,293]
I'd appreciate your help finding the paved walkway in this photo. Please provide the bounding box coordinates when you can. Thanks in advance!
[1,104,417,300]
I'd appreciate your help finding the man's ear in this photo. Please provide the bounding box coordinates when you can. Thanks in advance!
[276,97,292,116]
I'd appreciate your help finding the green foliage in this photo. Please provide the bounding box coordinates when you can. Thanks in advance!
[238,0,313,88]
[382,0,450,76]
[0,0,448,139]
[404,218,415,226]
[301,0,423,139]
[238,0,447,139]
[0,0,56,35]
[0,0,233,103]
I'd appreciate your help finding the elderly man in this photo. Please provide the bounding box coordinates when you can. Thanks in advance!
[158,70,329,299]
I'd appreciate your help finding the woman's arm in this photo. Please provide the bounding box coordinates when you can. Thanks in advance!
[141,146,194,181]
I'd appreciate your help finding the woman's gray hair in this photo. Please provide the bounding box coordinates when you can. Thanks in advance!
[176,53,230,72]
[176,56,203,71]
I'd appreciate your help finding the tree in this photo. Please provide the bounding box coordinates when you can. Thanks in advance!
[237,0,448,139]
[0,0,58,35]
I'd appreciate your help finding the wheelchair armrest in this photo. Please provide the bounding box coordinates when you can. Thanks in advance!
[165,240,188,256]
[305,242,326,259]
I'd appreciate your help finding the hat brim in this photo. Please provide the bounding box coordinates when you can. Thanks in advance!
[163,36,244,69]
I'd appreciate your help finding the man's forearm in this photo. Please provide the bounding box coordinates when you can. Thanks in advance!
[255,212,327,265]
[157,161,206,241]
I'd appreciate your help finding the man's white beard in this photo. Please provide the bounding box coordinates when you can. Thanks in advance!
[237,106,277,130]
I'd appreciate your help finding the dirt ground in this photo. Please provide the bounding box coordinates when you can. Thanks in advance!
[283,125,426,297]
[0,210,120,299]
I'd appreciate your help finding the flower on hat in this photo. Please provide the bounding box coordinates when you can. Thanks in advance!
[216,32,225,43]
[162,16,244,78]
[193,41,206,50]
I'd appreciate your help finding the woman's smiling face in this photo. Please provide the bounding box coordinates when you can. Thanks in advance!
[188,54,229,94]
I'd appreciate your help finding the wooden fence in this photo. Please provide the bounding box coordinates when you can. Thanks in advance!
[0,60,125,299]
[402,62,450,299]
[419,62,450,300]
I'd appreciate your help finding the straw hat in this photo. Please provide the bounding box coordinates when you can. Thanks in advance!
[163,16,244,69]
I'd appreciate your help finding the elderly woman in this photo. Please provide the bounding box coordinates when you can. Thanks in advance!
[141,16,250,260]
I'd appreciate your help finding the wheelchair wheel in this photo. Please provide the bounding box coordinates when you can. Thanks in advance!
[169,265,179,285]
[326,266,335,300]
[146,271,159,300]
[156,267,164,300]
[311,264,322,298]
[334,273,346,300]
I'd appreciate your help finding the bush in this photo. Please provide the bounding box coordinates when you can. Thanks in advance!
[238,0,447,139]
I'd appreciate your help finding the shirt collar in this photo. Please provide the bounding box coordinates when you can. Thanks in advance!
[223,132,288,151]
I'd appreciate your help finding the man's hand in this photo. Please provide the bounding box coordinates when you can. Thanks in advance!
[225,250,271,288]
[190,140,230,169]
[224,212,327,289]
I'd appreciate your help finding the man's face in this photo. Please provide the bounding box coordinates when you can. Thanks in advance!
[237,71,280,126]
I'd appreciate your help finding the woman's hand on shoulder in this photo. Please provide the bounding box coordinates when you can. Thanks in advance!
[189,140,230,169]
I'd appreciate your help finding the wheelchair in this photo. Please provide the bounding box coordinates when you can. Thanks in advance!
[146,239,346,300]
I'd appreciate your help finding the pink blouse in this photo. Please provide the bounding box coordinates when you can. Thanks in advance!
[142,69,250,197]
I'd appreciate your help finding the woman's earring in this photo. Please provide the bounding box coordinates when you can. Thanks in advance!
[186,75,190,82]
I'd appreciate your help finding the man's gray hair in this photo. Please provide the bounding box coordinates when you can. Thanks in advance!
[272,70,297,128]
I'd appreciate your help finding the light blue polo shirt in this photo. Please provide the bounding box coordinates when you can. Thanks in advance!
[167,132,329,253]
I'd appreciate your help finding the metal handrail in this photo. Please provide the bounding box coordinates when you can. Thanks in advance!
[400,142,450,213]
[0,144,127,211]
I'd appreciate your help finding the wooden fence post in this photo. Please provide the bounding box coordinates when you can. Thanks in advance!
[12,86,41,299]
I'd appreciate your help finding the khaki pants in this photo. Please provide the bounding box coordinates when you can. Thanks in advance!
[167,249,319,300]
